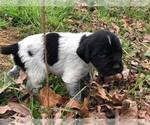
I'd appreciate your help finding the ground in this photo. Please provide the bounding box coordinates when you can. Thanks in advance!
[0,27,20,70]
[0,6,149,124]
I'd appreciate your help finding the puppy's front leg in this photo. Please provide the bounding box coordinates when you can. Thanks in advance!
[26,69,45,93]
[7,65,20,78]
[65,82,81,101]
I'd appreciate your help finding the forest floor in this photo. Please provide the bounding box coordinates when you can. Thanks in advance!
[0,6,149,124]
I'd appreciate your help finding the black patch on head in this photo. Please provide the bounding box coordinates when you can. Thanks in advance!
[12,44,26,71]
[45,33,59,66]
[28,51,33,57]
[77,30,123,76]
[77,34,92,63]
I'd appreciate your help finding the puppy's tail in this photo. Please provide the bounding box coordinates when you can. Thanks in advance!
[0,43,18,55]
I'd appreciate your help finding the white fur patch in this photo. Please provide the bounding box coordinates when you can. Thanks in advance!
[16,32,92,89]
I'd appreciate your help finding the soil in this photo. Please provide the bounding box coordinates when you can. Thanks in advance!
[0,27,20,71]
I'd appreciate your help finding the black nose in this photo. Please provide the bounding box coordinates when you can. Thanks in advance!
[112,64,121,70]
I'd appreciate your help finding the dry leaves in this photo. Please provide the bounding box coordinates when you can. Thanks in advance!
[140,61,150,70]
[143,34,150,42]
[38,86,63,107]
[109,91,126,105]
[0,102,32,124]
[91,82,109,101]
[65,99,80,110]
[80,97,89,117]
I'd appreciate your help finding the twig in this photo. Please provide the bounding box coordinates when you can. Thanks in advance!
[40,0,49,107]
[40,0,49,86]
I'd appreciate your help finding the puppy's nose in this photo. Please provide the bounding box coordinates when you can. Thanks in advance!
[112,64,120,70]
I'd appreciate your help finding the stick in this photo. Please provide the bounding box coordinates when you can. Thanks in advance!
[40,0,49,86]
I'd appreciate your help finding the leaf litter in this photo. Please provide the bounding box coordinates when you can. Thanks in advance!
[0,7,150,125]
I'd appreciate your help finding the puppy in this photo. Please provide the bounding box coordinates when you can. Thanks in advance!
[0,30,123,100]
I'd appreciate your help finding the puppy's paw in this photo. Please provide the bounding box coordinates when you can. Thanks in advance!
[7,66,21,78]
[26,81,42,93]
[7,70,19,78]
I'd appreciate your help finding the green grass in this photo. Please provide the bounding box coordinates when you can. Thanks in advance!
[0,6,149,118]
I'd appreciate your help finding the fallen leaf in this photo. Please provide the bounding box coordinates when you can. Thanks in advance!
[54,110,62,119]
[54,110,62,125]
[116,99,138,125]
[41,113,49,125]
[91,82,109,101]
[140,62,150,70]
[65,99,80,110]
[10,114,33,125]
[109,91,126,105]
[143,34,150,41]
[111,22,120,34]
[15,70,27,84]
[8,102,31,116]
[80,97,89,117]
[138,110,150,120]
[0,105,11,114]
[0,102,32,124]
[0,102,30,117]
[122,99,137,110]
[39,86,63,108]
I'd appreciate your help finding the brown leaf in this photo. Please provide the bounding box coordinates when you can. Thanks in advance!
[138,110,150,120]
[97,87,109,101]
[116,99,138,125]
[122,99,137,110]
[54,110,62,119]
[8,102,30,116]
[54,110,63,125]
[140,62,150,70]
[15,70,27,84]
[10,114,33,125]
[41,113,49,125]
[39,86,63,108]
[143,34,150,41]
[0,102,32,124]
[65,99,80,110]
[92,82,109,101]
[109,91,126,105]
[0,105,11,114]
[80,97,89,117]
[111,22,120,34]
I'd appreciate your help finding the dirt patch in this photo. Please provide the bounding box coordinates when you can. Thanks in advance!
[0,27,20,71]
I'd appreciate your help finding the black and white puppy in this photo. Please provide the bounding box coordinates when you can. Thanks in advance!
[0,30,123,100]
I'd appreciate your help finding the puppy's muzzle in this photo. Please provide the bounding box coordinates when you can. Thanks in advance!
[112,63,122,72]
[99,62,123,76]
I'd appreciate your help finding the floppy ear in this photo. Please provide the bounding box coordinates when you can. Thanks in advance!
[76,39,91,63]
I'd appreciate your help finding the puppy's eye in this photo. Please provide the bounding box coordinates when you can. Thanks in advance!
[97,53,106,58]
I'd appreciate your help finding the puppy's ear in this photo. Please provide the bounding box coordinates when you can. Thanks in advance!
[77,36,91,63]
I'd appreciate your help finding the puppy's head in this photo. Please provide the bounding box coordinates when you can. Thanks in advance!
[77,30,123,76]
